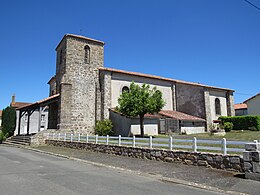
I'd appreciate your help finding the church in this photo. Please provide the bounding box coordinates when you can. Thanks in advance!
[14,34,235,136]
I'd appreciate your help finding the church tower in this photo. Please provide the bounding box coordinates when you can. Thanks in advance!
[55,34,104,133]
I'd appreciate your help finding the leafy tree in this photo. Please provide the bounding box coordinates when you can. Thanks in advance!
[1,106,16,137]
[117,82,165,137]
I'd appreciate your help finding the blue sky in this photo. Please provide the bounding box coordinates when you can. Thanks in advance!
[0,0,259,110]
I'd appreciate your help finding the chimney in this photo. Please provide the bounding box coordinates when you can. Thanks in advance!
[12,94,16,103]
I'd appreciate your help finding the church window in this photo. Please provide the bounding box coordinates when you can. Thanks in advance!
[215,98,221,115]
[84,45,90,64]
[122,86,130,93]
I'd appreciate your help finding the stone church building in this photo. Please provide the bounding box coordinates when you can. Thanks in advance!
[15,34,235,136]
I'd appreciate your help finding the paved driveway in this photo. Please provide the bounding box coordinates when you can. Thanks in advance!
[0,145,222,195]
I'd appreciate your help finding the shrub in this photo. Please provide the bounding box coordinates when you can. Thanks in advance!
[219,116,260,131]
[1,106,16,137]
[0,131,6,143]
[94,119,113,136]
[223,122,233,132]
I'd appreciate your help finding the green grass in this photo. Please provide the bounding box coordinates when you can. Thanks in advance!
[156,130,260,141]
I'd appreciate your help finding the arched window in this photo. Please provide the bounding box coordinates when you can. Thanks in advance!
[84,45,90,64]
[122,86,130,93]
[215,98,221,115]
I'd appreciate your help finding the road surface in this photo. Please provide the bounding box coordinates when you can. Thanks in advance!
[0,145,223,195]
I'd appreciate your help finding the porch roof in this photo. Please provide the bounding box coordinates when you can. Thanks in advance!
[18,94,60,111]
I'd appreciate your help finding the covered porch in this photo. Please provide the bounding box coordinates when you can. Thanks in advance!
[15,94,59,135]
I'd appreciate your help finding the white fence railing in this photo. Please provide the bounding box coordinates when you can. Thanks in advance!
[46,133,258,155]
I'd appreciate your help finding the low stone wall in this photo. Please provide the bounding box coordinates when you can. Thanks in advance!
[244,143,260,181]
[46,140,244,172]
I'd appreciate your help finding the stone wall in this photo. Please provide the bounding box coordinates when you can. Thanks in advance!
[243,143,260,181]
[46,140,244,172]
[176,83,206,119]
[56,35,104,134]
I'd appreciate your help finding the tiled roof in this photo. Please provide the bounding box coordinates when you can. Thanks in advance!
[99,67,234,92]
[244,93,260,103]
[234,103,247,110]
[18,94,60,110]
[110,108,205,121]
[159,110,206,122]
[0,110,2,117]
[11,102,31,109]
[56,34,105,50]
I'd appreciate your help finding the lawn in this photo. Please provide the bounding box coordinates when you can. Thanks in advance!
[156,130,260,141]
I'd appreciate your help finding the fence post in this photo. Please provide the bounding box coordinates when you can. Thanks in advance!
[149,136,153,149]
[222,138,227,155]
[71,134,73,142]
[193,137,197,152]
[106,135,109,145]
[95,134,98,144]
[118,135,121,146]
[78,133,81,142]
[169,136,173,150]
[133,136,136,147]
[64,133,66,141]
[86,134,89,143]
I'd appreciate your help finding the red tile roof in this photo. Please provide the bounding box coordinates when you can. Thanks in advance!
[99,67,234,92]
[18,94,60,110]
[11,102,31,109]
[110,109,205,121]
[56,34,105,50]
[234,103,247,110]
[159,110,206,122]
[0,110,2,117]
[244,93,260,103]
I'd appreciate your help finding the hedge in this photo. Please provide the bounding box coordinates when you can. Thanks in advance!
[219,116,260,131]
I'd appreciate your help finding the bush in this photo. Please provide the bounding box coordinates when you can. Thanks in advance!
[94,119,113,136]
[2,106,16,137]
[223,122,233,132]
[219,116,260,131]
[0,131,6,143]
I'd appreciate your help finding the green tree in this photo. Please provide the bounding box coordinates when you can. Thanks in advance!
[117,82,165,137]
[2,106,16,137]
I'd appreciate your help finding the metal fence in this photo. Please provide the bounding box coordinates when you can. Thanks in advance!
[46,133,258,155]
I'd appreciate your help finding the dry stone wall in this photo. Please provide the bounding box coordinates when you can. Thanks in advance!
[46,140,244,172]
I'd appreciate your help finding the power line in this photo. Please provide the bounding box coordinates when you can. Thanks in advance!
[244,0,260,12]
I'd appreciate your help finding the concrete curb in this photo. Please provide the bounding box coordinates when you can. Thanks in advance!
[1,143,247,195]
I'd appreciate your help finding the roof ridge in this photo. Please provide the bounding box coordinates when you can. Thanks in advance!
[99,67,234,92]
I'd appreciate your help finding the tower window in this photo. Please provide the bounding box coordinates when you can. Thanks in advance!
[122,86,130,93]
[59,49,62,64]
[215,98,221,115]
[84,45,90,64]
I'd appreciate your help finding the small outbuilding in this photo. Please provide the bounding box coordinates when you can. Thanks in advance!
[109,109,206,136]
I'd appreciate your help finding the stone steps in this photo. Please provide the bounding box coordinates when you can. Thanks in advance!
[3,135,32,146]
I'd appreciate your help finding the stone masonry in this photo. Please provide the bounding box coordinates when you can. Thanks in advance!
[46,140,244,172]
[55,34,104,134]
[243,143,260,181]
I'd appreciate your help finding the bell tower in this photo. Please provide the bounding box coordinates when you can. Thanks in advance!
[55,34,104,133]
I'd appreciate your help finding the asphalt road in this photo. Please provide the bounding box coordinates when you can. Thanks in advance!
[0,145,223,195]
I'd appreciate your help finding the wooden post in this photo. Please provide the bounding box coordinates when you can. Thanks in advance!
[38,107,42,132]
[18,110,22,135]
[27,110,30,135]
[169,136,173,150]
